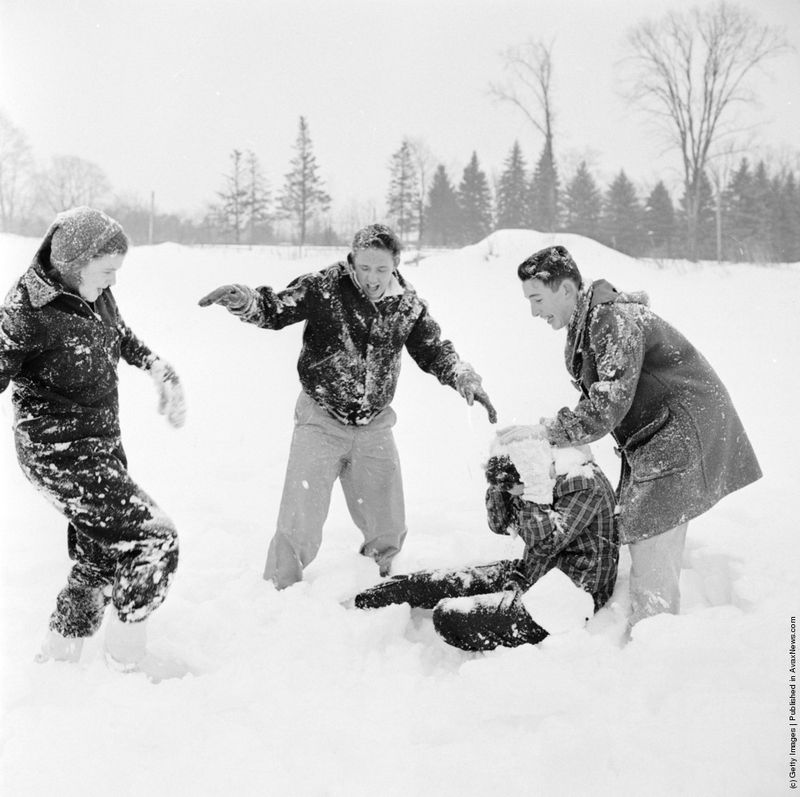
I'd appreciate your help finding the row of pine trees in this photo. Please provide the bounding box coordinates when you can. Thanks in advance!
[402,141,800,263]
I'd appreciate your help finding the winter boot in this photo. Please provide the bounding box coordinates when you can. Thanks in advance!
[104,612,148,672]
[35,628,85,664]
[104,612,190,682]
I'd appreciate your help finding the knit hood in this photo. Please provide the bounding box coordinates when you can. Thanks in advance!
[34,206,125,275]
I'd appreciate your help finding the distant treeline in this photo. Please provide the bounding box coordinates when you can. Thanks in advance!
[2,111,799,262]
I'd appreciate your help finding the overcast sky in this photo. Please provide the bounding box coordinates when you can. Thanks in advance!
[1,0,798,219]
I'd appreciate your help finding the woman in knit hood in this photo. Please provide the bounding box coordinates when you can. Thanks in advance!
[0,206,186,675]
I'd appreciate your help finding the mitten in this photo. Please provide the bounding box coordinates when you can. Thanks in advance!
[149,358,186,428]
[455,363,498,423]
[198,284,256,314]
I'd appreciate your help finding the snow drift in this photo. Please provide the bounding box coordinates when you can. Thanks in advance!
[0,230,796,796]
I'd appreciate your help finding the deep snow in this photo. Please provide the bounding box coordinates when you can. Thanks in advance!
[0,230,797,796]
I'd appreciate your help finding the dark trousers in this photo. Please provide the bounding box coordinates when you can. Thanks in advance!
[355,560,548,651]
[17,434,179,638]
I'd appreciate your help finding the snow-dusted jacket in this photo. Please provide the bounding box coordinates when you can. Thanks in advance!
[0,261,154,444]
[237,260,463,425]
[547,279,762,543]
[485,462,619,611]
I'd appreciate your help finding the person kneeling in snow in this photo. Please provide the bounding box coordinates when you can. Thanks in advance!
[0,207,186,672]
[354,436,619,651]
[199,223,497,589]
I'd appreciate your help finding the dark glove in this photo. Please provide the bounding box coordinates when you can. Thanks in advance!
[198,284,254,313]
[455,364,498,423]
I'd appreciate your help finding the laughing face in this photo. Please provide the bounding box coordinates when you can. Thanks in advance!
[522,277,577,330]
[352,248,397,301]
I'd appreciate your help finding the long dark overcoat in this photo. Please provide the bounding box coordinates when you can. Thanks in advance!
[546,279,762,544]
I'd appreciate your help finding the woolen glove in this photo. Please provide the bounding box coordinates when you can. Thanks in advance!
[149,359,186,428]
[198,284,255,314]
[455,364,498,423]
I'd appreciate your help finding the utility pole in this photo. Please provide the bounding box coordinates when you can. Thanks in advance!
[148,191,155,245]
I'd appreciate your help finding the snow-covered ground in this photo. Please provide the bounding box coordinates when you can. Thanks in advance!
[1,230,796,795]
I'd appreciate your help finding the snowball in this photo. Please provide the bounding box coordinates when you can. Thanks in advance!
[520,568,594,634]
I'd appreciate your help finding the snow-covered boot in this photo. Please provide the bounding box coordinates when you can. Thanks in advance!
[104,612,191,682]
[104,613,147,673]
[35,628,85,663]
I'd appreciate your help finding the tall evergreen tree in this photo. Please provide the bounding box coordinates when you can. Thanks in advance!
[279,116,331,246]
[496,141,529,229]
[423,165,461,246]
[386,139,419,242]
[723,158,757,261]
[601,171,643,255]
[679,171,715,260]
[643,181,676,257]
[529,142,560,231]
[775,171,800,262]
[457,151,493,245]
[751,160,774,261]
[563,161,601,239]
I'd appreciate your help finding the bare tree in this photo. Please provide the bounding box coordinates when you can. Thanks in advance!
[41,155,111,213]
[624,1,788,260]
[244,150,272,244]
[490,39,556,150]
[490,40,559,227]
[408,137,435,250]
[212,149,248,244]
[0,111,34,232]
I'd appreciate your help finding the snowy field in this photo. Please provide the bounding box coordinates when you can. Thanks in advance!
[0,230,797,795]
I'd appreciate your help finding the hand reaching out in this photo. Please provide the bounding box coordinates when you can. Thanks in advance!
[198,284,254,313]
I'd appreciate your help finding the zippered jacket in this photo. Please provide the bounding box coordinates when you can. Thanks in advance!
[236,260,465,425]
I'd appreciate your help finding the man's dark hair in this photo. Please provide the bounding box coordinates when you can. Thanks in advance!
[517,245,582,289]
[484,455,522,490]
[352,223,402,258]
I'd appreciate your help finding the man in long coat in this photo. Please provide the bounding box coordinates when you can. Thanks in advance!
[502,245,761,628]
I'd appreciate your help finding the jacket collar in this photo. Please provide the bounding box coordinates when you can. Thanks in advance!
[23,263,66,309]
[565,279,619,375]
[343,257,408,305]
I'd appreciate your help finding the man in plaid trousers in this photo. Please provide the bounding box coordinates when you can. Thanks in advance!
[354,435,619,651]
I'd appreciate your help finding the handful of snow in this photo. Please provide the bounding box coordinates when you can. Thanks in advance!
[505,438,555,504]
[520,568,594,634]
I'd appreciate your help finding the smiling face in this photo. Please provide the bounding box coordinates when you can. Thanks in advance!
[75,253,125,301]
[522,277,578,330]
[352,247,397,300]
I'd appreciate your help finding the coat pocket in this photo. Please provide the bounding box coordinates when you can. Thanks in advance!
[627,409,692,483]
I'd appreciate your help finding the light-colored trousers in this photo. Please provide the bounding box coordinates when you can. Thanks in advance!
[264,392,408,589]
[628,522,688,627]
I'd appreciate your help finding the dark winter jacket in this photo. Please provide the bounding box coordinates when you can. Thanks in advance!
[237,260,463,425]
[0,261,154,444]
[547,279,762,543]
[485,462,619,611]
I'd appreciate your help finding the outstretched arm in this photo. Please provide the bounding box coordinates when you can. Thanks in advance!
[198,275,314,330]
